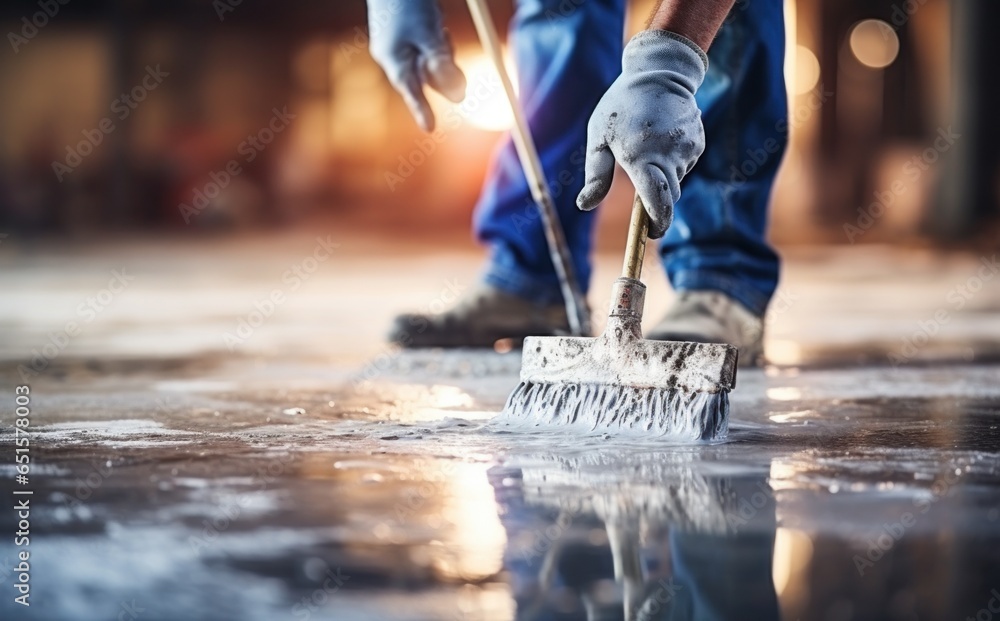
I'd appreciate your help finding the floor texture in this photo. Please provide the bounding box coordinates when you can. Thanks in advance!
[1,230,999,620]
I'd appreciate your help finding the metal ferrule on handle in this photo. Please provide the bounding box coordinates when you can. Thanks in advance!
[604,195,650,339]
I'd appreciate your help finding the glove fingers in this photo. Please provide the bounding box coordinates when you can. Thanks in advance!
[626,161,677,239]
[422,30,466,103]
[576,145,616,212]
[390,61,436,132]
[424,53,467,103]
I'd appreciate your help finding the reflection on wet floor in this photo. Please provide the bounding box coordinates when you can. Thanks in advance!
[493,445,999,621]
[1,352,999,620]
[490,453,779,621]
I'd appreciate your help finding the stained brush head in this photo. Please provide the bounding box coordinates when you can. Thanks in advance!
[497,278,738,441]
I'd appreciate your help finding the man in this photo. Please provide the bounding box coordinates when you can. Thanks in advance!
[367,0,787,365]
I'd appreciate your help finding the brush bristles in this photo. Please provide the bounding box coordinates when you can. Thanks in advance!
[498,381,729,441]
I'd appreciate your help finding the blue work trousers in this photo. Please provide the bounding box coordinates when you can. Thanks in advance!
[475,0,788,316]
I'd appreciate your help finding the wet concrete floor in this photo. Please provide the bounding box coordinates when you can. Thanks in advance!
[1,234,999,620]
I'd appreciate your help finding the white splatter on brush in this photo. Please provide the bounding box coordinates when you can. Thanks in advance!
[497,196,739,441]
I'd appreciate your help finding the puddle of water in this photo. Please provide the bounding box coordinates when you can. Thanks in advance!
[3,359,1000,620]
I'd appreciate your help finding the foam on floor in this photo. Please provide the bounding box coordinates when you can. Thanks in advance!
[496,380,730,441]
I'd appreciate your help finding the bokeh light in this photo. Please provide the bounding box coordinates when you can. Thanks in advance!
[792,44,821,94]
[849,19,900,69]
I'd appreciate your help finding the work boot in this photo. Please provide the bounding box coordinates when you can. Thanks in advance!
[646,290,764,366]
[388,284,572,348]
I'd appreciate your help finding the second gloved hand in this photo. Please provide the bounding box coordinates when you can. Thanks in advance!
[367,0,467,132]
[576,31,709,239]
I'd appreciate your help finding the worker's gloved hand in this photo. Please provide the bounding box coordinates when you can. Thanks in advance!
[367,0,467,132]
[577,31,709,239]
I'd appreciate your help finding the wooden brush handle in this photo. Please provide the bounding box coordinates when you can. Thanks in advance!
[622,194,649,280]
[466,0,591,336]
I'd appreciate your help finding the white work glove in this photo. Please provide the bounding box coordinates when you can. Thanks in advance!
[577,31,709,239]
[367,0,467,132]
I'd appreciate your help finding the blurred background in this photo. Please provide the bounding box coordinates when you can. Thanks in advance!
[2,0,998,246]
[2,7,998,620]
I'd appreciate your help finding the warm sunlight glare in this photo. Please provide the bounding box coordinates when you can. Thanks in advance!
[442,53,516,132]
